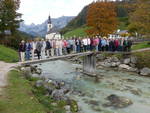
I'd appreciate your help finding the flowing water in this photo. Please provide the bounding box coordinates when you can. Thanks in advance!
[36,60,150,113]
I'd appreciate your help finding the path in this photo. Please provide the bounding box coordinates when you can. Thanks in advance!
[0,61,17,95]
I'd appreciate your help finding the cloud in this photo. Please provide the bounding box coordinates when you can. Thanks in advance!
[18,0,93,25]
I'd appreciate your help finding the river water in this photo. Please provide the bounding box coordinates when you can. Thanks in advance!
[36,60,150,113]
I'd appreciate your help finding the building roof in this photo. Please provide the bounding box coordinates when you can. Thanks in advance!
[116,30,128,35]
[47,26,60,34]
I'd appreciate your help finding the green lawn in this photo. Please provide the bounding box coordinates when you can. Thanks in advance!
[132,42,150,50]
[0,70,47,113]
[0,45,19,62]
[64,26,88,38]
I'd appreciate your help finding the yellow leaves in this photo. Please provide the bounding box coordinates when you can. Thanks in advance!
[86,1,118,37]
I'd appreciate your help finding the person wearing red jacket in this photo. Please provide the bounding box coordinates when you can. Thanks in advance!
[114,39,119,51]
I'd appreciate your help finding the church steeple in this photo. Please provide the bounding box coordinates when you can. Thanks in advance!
[48,15,51,24]
[47,14,52,32]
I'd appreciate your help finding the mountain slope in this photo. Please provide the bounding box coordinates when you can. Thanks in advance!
[60,6,88,35]
[19,16,74,37]
[61,1,130,37]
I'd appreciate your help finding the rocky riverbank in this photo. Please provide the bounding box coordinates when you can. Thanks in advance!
[20,65,80,113]
[67,53,150,77]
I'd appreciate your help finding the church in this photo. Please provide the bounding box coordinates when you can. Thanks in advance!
[45,15,61,40]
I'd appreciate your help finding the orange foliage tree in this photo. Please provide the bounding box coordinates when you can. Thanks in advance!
[86,1,118,37]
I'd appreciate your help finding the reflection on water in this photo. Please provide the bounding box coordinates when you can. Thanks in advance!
[36,60,150,113]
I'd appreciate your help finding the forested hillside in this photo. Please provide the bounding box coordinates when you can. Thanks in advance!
[61,1,130,37]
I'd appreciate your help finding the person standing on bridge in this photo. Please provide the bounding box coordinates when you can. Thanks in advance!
[41,39,46,59]
[50,39,55,57]
[46,39,51,58]
[19,40,26,62]
[58,39,63,56]
[36,39,42,59]
[83,37,88,52]
[31,39,37,60]
[25,40,32,60]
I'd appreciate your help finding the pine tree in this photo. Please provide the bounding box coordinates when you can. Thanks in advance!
[86,1,118,37]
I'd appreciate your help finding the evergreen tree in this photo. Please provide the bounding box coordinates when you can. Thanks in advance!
[0,0,22,36]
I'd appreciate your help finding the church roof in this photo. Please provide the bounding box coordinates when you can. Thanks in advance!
[47,26,60,34]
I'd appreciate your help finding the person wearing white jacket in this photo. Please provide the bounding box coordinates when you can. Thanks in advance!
[31,40,36,60]
[41,39,46,59]
[58,39,63,56]
[83,38,88,52]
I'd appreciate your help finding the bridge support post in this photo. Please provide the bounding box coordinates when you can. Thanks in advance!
[83,54,96,76]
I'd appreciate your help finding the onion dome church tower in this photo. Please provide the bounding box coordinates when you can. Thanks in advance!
[47,15,52,32]
[45,14,61,40]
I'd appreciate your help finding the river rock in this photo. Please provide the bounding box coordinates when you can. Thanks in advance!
[35,80,44,87]
[119,64,131,70]
[96,54,105,60]
[140,67,150,76]
[103,94,133,108]
[101,62,112,67]
[64,105,71,111]
[88,100,99,106]
[111,56,119,62]
[130,88,142,96]
[51,89,65,100]
[129,63,136,68]
[91,106,102,112]
[31,66,42,75]
[130,56,137,64]
[123,58,131,64]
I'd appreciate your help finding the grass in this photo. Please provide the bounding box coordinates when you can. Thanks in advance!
[0,45,19,62]
[132,42,150,50]
[118,17,129,30]
[133,50,150,69]
[0,70,47,113]
[64,26,88,38]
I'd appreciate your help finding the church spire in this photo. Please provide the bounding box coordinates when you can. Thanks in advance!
[48,15,51,24]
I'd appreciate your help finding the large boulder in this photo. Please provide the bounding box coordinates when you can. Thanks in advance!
[103,94,133,108]
[140,67,150,76]
[123,58,131,64]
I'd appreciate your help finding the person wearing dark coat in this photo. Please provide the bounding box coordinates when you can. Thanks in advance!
[19,40,26,62]
[46,39,51,57]
[127,39,133,52]
[36,40,43,59]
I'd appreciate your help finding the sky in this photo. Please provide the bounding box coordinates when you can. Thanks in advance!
[18,0,94,25]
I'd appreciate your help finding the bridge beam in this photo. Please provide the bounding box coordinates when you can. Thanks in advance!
[83,54,96,76]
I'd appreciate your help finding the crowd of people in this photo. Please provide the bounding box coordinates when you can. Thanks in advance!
[18,36,133,62]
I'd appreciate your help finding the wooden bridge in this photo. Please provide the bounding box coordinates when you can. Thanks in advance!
[22,48,150,76]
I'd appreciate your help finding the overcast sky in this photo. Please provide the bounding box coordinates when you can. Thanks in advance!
[18,0,94,25]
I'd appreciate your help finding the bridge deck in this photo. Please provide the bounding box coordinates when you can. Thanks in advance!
[22,48,150,65]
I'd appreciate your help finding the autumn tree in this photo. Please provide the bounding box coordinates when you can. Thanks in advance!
[86,1,118,37]
[128,0,150,37]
